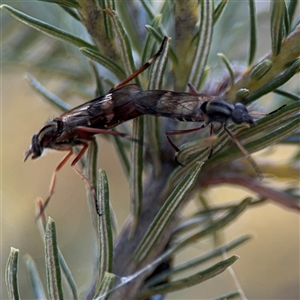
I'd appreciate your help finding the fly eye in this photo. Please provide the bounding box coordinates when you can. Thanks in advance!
[31,133,42,158]
[231,110,244,124]
[24,133,42,161]
[231,103,251,124]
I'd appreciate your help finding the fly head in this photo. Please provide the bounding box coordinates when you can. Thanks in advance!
[231,103,255,125]
[24,120,62,161]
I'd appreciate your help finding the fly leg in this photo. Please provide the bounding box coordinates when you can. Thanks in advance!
[36,149,73,220]
[69,142,101,217]
[72,126,142,216]
[75,126,140,143]
[165,125,207,164]
[250,105,287,118]
[224,125,263,180]
[111,36,169,91]
[37,126,143,219]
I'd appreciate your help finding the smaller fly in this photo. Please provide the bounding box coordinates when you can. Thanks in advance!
[25,37,169,216]
[134,83,260,176]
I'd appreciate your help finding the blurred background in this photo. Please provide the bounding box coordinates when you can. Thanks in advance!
[1,1,299,299]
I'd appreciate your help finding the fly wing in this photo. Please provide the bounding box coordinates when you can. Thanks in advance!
[135,90,216,122]
[59,84,142,129]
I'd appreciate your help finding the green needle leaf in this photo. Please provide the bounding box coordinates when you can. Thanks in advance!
[5,247,20,300]
[136,255,239,299]
[134,162,203,263]
[145,235,251,288]
[213,0,228,24]
[188,0,214,89]
[45,218,64,300]
[130,117,144,228]
[38,0,79,8]
[25,73,71,112]
[248,0,257,66]
[24,254,47,300]
[94,170,114,297]
[105,8,137,81]
[80,48,126,80]
[1,5,95,49]
[271,0,286,55]
[95,272,116,300]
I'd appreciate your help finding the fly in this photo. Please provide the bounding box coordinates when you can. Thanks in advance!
[134,83,261,177]
[25,37,168,217]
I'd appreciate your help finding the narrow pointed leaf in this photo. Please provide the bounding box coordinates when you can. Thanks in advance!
[101,0,115,39]
[145,235,251,288]
[248,0,257,66]
[136,256,239,299]
[80,48,126,80]
[217,53,235,87]
[45,217,64,300]
[287,0,298,24]
[38,0,79,8]
[112,136,131,178]
[210,116,300,170]
[105,8,137,81]
[188,0,214,90]
[115,2,145,51]
[130,117,144,227]
[141,15,162,65]
[5,247,20,300]
[95,272,116,300]
[271,0,286,55]
[145,36,170,175]
[140,0,156,19]
[148,37,170,89]
[173,198,252,253]
[59,6,81,21]
[273,89,300,101]
[24,254,47,300]
[214,291,241,300]
[250,59,273,81]
[171,136,217,173]
[145,25,178,63]
[89,60,105,97]
[58,252,79,299]
[214,0,228,24]
[96,170,114,286]
[244,58,300,104]
[134,162,203,263]
[226,26,300,102]
[25,73,71,112]
[1,5,95,49]
[173,1,199,90]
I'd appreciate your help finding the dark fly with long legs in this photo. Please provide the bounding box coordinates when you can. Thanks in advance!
[134,83,262,178]
[25,37,168,217]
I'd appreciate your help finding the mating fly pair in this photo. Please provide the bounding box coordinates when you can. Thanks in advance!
[25,36,259,216]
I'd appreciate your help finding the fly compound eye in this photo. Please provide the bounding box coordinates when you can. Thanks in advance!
[24,133,42,161]
[231,103,254,125]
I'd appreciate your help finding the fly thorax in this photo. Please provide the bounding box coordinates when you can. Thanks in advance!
[201,99,234,124]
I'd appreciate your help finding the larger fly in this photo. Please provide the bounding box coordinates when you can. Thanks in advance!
[25,37,168,216]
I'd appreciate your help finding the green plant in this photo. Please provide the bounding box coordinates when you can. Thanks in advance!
[3,1,299,299]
